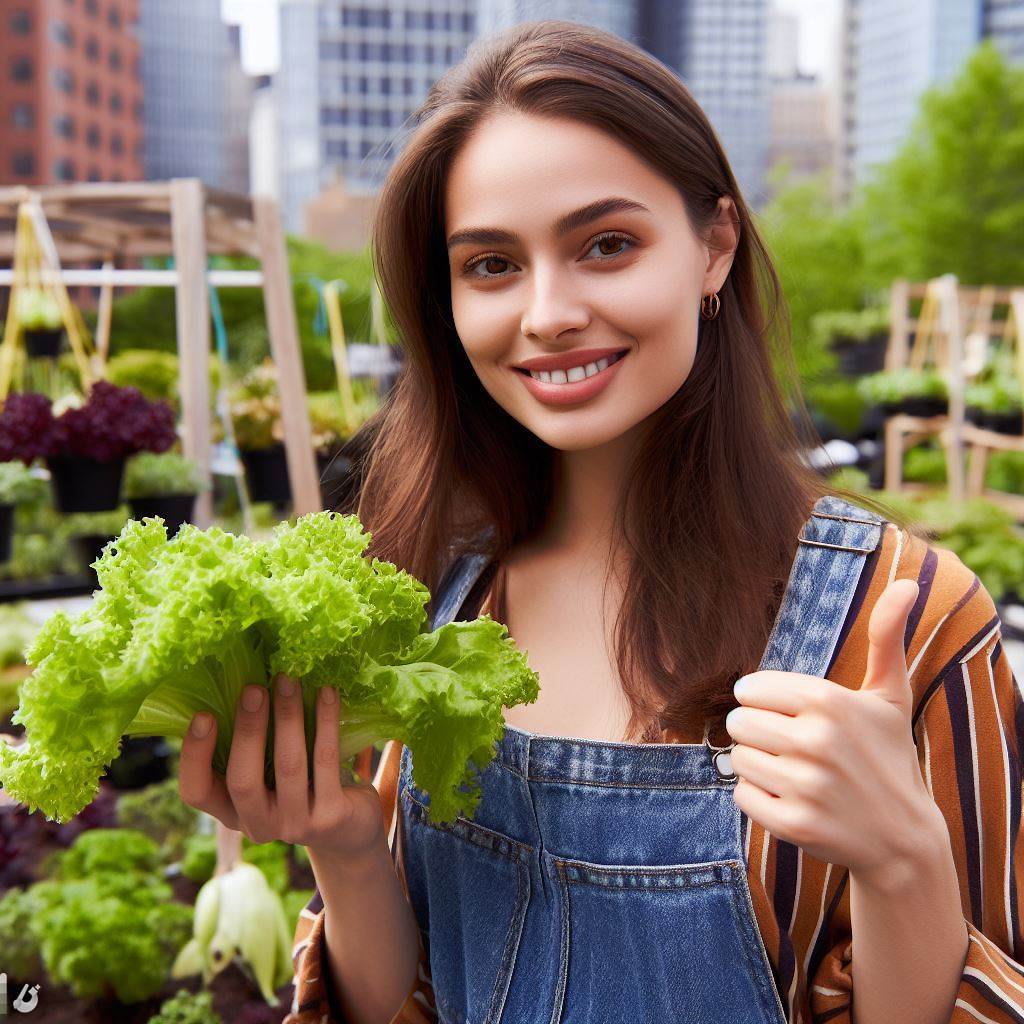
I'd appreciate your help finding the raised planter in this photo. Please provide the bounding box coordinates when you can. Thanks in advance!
[127,493,196,536]
[47,455,126,513]
[23,327,64,359]
[240,443,291,506]
[0,502,13,562]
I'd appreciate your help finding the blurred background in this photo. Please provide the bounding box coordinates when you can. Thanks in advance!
[0,1,1022,1021]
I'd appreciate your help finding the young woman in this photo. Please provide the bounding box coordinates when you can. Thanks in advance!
[180,20,1024,1024]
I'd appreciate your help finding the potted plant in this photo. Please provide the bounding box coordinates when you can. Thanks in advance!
[811,307,890,379]
[856,367,948,418]
[46,381,178,513]
[14,288,64,359]
[231,362,289,506]
[982,375,1023,434]
[124,451,208,536]
[59,507,129,583]
[0,462,41,563]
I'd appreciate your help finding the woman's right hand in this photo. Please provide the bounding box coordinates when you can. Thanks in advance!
[179,674,386,863]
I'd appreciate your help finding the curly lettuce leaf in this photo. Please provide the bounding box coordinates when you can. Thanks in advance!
[0,512,539,825]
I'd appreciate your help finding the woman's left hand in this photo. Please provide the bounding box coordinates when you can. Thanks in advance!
[724,577,944,878]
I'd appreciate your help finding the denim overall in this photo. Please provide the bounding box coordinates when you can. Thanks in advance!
[397,494,886,1024]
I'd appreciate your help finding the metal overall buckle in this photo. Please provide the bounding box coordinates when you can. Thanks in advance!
[703,719,737,781]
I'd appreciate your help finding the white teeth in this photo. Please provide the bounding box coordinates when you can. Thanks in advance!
[527,352,623,384]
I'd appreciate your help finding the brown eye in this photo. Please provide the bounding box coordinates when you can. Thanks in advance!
[586,232,634,260]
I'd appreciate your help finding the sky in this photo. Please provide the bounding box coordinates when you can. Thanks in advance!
[221,0,842,82]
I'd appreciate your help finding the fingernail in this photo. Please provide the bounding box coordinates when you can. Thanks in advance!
[242,685,265,712]
[190,713,213,738]
[277,675,295,698]
[319,686,336,706]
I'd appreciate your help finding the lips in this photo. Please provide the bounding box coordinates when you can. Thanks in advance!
[514,348,629,407]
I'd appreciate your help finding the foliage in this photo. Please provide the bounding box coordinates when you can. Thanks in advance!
[181,833,217,884]
[50,826,162,879]
[903,443,947,484]
[0,511,540,825]
[146,988,222,1024]
[965,374,1023,414]
[31,870,193,1002]
[0,603,40,670]
[0,393,55,464]
[853,43,1024,290]
[15,289,62,331]
[810,306,890,347]
[0,461,44,505]
[106,349,222,407]
[985,451,1024,494]
[0,886,44,979]
[116,779,200,860]
[282,888,314,930]
[104,241,380,392]
[856,367,948,405]
[230,362,282,450]
[803,378,867,437]
[49,381,178,462]
[242,838,291,897]
[125,451,208,499]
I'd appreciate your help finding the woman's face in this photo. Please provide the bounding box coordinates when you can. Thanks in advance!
[445,110,737,452]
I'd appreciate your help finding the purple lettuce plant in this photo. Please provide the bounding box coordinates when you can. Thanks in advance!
[49,381,177,462]
[0,393,55,465]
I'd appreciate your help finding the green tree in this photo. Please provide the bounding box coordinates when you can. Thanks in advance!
[853,41,1024,289]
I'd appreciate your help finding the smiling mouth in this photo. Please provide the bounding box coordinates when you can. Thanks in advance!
[514,349,629,384]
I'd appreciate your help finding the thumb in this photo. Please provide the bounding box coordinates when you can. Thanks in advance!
[861,577,919,713]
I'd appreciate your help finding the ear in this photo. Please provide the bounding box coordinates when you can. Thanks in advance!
[701,196,740,295]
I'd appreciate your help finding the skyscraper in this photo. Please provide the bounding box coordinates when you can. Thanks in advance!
[137,0,252,193]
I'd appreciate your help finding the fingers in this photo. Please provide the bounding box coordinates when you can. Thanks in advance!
[312,684,345,807]
[179,713,241,830]
[225,684,275,840]
[272,673,310,837]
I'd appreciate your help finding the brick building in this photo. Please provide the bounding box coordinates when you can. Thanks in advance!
[1,0,144,185]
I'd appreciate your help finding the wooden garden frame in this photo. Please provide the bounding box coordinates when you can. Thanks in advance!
[883,276,1024,516]
[0,180,322,524]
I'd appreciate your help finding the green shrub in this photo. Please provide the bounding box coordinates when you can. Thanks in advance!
[0,462,45,505]
[53,827,163,879]
[904,444,947,484]
[811,306,890,346]
[125,451,208,499]
[106,350,221,406]
[117,779,201,860]
[180,833,217,884]
[857,367,948,405]
[0,887,43,979]
[146,988,222,1024]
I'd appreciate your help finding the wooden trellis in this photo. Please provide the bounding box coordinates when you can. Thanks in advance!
[883,276,1024,516]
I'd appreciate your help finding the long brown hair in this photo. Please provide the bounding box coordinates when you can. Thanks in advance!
[350,19,908,742]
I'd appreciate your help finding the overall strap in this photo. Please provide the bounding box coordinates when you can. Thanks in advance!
[428,528,496,631]
[758,493,887,680]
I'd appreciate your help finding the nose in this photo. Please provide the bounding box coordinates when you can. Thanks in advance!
[520,270,590,341]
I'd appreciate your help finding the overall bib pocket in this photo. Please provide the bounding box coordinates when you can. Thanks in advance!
[401,786,532,1024]
[546,852,786,1024]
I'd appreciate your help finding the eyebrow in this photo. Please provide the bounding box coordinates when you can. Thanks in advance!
[445,196,651,251]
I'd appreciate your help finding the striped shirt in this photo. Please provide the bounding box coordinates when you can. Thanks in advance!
[285,522,1024,1024]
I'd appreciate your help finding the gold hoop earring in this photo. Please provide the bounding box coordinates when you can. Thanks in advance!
[700,291,721,321]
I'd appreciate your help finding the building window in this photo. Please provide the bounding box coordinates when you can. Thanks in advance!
[12,152,35,176]
[51,67,75,93]
[12,103,33,128]
[110,131,123,155]
[107,5,121,29]
[10,10,31,34]
[85,123,101,148]
[11,57,33,82]
[108,48,122,71]
[51,21,74,46]
[109,90,123,113]
[86,80,100,105]
[85,35,100,60]
[53,158,76,181]
[53,114,76,139]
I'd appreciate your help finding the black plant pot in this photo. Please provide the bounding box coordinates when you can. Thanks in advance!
[0,503,13,563]
[23,327,64,358]
[830,333,888,378]
[240,443,291,505]
[985,410,1024,435]
[47,454,126,512]
[966,405,989,428]
[72,532,116,581]
[128,492,196,536]
[102,736,173,790]
[898,396,947,417]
